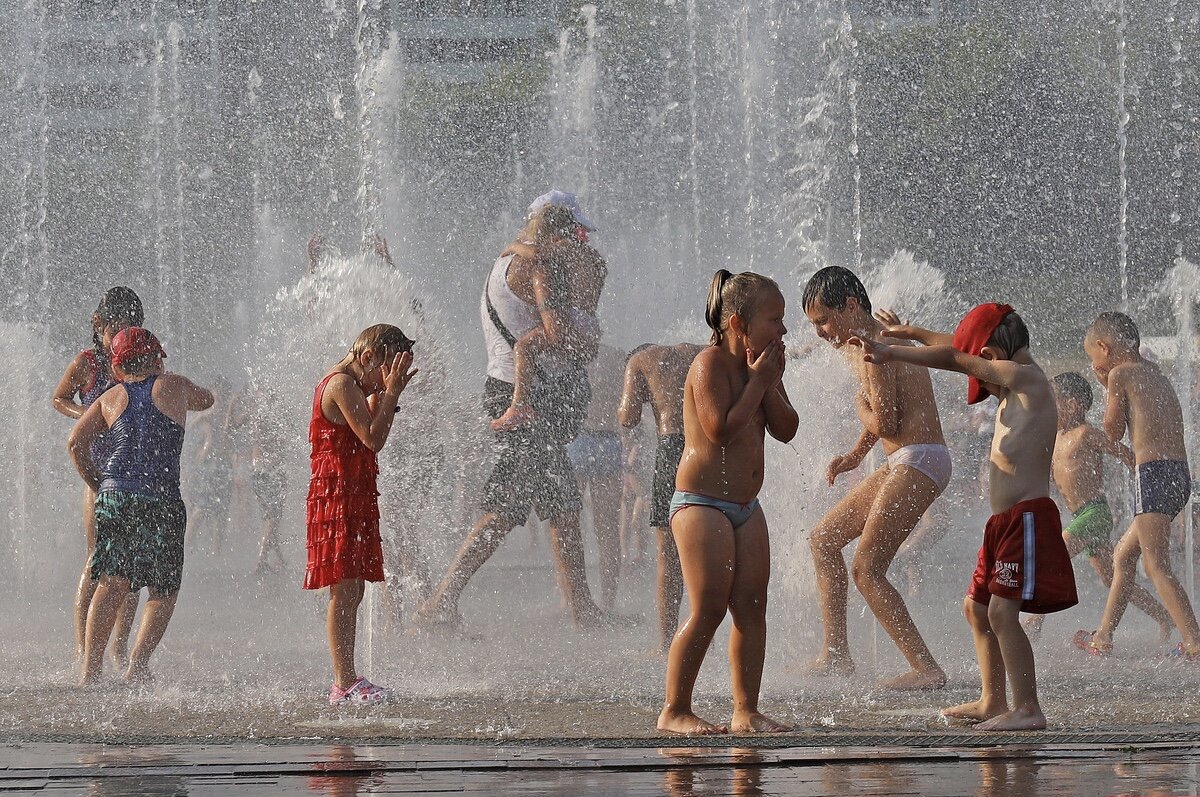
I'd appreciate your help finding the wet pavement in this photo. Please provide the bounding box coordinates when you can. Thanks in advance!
[4,739,1200,795]
[8,503,1200,794]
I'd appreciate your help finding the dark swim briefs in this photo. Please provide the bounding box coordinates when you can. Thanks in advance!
[650,434,686,528]
[92,489,187,593]
[1133,459,1191,519]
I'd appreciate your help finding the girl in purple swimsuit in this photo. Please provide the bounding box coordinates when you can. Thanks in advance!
[53,287,144,665]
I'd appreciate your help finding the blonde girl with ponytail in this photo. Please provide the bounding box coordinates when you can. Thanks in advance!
[657,269,799,736]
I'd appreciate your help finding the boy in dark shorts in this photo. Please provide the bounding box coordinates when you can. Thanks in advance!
[853,303,1077,730]
[68,328,213,685]
[618,341,702,653]
[1077,312,1200,659]
[1023,373,1172,639]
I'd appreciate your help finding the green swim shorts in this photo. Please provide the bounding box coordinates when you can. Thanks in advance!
[1065,498,1113,559]
[92,490,187,593]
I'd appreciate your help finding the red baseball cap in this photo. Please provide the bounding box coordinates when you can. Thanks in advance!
[952,303,1014,404]
[111,327,166,369]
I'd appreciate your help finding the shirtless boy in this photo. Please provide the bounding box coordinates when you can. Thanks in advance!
[852,303,1077,730]
[1076,312,1200,659]
[802,267,949,689]
[618,341,704,653]
[1023,373,1172,639]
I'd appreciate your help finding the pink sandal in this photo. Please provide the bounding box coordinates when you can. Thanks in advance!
[1072,630,1113,657]
[329,676,394,706]
[1163,642,1200,662]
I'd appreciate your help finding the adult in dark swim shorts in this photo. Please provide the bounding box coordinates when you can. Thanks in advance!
[418,192,608,630]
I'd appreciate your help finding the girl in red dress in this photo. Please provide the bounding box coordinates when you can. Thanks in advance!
[304,324,417,706]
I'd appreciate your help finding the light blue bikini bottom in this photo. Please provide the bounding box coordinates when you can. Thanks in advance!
[669,490,762,528]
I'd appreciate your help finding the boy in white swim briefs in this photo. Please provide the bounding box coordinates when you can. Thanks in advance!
[802,266,950,691]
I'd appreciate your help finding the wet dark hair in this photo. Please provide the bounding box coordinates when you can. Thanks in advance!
[95,286,144,328]
[1052,372,1093,411]
[91,286,144,362]
[986,311,1030,359]
[802,266,872,315]
[1088,311,1140,350]
[705,270,781,345]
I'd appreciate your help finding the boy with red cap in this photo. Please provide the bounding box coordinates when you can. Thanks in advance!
[851,303,1076,731]
[68,327,213,686]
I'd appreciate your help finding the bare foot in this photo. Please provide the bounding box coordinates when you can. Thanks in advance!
[490,403,537,433]
[800,654,855,677]
[880,668,946,691]
[657,708,728,736]
[635,647,667,662]
[975,706,1047,731]
[78,672,101,689]
[109,646,129,671]
[414,600,463,631]
[730,710,793,734]
[941,699,1007,723]
[124,664,154,686]
[577,610,641,631]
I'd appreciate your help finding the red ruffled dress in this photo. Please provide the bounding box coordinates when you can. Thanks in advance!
[303,373,384,589]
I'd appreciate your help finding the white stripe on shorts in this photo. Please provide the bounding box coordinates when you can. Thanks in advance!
[1022,511,1036,602]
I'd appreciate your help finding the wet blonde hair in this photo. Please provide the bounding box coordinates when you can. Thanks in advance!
[350,323,414,359]
[705,269,781,345]
[523,204,579,244]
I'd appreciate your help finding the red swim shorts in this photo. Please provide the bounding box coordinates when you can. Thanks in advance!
[968,496,1078,614]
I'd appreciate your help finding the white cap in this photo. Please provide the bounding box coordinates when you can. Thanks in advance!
[528,190,596,231]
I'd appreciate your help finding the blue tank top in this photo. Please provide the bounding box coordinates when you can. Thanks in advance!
[100,375,185,500]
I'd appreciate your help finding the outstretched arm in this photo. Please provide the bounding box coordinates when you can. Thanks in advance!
[849,336,1028,394]
[873,309,953,347]
[181,377,215,412]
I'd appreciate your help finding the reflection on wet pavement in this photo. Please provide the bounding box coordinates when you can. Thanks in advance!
[5,741,1200,796]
